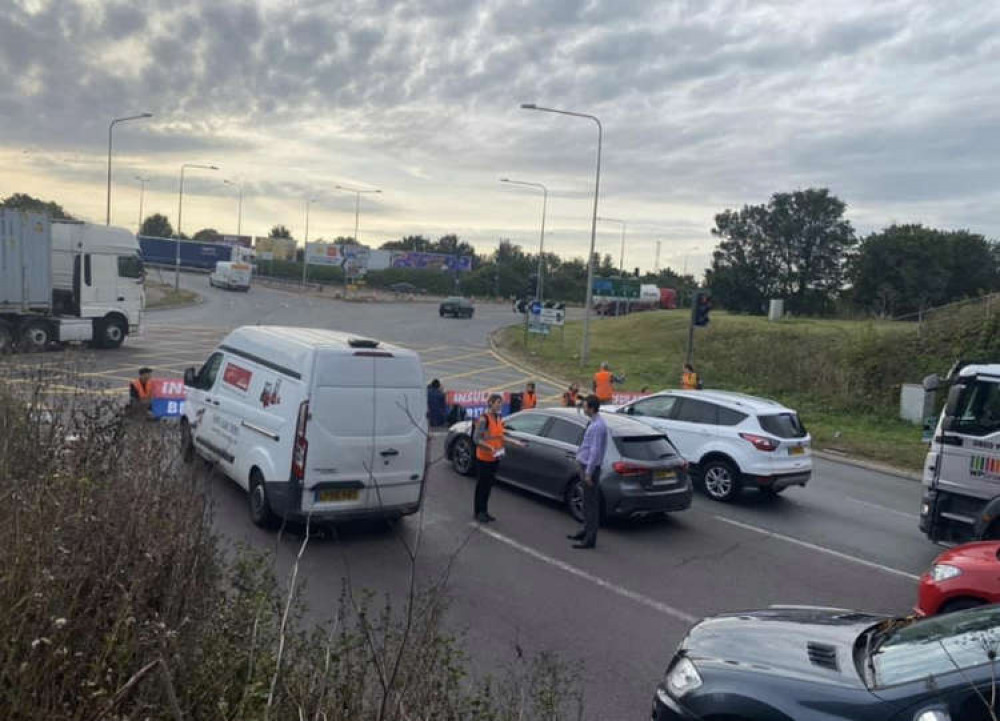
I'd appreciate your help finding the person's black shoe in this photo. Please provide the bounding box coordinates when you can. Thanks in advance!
[475,513,490,523]
[485,513,497,522]
[572,542,595,549]
[566,532,585,540]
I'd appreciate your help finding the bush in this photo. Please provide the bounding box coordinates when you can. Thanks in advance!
[0,364,583,720]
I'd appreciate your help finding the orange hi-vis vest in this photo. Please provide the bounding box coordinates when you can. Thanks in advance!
[475,413,505,463]
[594,370,614,401]
[522,392,537,410]
[681,371,699,390]
[131,379,153,400]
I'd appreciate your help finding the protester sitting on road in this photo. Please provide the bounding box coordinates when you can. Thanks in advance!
[562,383,583,408]
[427,378,448,427]
[522,382,538,410]
[592,362,624,403]
[681,363,701,390]
[128,367,154,417]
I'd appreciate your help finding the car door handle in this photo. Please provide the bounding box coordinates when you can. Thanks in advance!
[380,449,399,457]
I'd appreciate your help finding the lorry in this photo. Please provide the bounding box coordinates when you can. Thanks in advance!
[139,235,234,271]
[209,261,252,291]
[0,211,144,353]
[919,361,1000,543]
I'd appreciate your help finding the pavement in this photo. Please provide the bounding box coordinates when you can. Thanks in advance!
[2,272,942,720]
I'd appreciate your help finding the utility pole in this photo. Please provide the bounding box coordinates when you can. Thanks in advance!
[655,240,661,274]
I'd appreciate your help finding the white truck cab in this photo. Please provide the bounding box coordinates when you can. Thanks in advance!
[181,326,428,527]
[920,362,1000,543]
[209,261,251,291]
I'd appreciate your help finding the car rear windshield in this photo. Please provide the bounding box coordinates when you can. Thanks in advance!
[758,413,807,438]
[614,435,678,461]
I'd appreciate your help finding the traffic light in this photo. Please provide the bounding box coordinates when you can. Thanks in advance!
[634,267,640,278]
[693,291,711,327]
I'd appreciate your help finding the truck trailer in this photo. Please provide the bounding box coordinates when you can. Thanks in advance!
[0,211,144,352]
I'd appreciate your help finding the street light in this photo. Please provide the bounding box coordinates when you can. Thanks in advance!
[175,163,219,290]
[596,216,627,275]
[520,103,602,366]
[500,178,548,303]
[224,179,245,236]
[302,197,318,286]
[106,113,153,225]
[334,184,381,288]
[134,176,149,233]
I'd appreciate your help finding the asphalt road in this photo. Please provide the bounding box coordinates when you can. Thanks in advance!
[7,274,941,719]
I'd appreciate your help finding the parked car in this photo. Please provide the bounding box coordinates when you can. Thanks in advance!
[439,296,474,318]
[181,326,428,528]
[915,541,1000,615]
[612,390,811,502]
[445,407,692,522]
[653,604,1000,720]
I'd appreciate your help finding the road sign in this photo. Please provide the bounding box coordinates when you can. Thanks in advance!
[528,320,550,335]
[592,277,639,299]
[530,301,543,315]
[540,308,565,326]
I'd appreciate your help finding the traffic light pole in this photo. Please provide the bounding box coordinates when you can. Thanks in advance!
[686,291,699,365]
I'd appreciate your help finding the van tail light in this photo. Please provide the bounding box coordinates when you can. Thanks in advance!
[292,401,309,482]
[739,433,778,452]
[613,461,649,477]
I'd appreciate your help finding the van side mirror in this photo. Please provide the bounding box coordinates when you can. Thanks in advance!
[941,384,965,431]
[922,373,940,392]
[184,368,196,387]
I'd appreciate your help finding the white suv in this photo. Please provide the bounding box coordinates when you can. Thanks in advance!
[613,390,811,502]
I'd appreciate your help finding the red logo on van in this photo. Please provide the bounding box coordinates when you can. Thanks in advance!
[223,363,253,392]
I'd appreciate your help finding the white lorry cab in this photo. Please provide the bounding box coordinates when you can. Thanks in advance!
[181,326,428,527]
[209,261,251,291]
[920,362,1000,544]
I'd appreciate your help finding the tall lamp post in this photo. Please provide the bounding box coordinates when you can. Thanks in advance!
[500,178,548,303]
[520,103,602,366]
[175,163,219,290]
[224,179,245,236]
[134,176,149,233]
[106,113,152,225]
[334,184,381,287]
[597,216,627,275]
[301,197,317,286]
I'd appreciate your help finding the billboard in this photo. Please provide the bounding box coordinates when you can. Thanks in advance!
[391,251,472,272]
[220,234,252,248]
[305,243,371,268]
[254,236,297,261]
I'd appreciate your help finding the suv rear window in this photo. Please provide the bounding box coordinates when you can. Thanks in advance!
[758,413,807,438]
[614,435,678,461]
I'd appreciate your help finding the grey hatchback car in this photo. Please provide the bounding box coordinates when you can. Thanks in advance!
[445,407,692,522]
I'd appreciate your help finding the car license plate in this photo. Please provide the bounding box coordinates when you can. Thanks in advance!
[789,446,805,456]
[315,488,360,503]
[653,470,676,481]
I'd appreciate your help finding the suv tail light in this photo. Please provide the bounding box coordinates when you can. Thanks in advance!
[739,432,778,452]
[613,461,649,477]
[292,400,309,482]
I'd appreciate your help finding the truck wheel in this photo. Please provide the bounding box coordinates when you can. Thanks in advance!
[0,321,13,354]
[20,320,51,352]
[98,317,126,349]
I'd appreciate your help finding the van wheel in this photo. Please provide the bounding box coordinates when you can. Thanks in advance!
[249,469,277,528]
[180,421,195,464]
[701,459,741,502]
[98,317,126,349]
[451,436,475,476]
[20,320,52,352]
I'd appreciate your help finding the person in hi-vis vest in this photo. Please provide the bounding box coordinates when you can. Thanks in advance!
[473,394,506,523]
[521,382,538,410]
[592,362,624,403]
[128,367,154,417]
[681,363,701,390]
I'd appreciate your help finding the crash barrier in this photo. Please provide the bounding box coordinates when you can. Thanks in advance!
[150,379,186,419]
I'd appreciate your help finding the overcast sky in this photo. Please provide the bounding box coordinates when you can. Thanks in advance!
[2,0,999,276]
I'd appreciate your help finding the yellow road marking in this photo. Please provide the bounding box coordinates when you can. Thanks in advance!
[423,350,494,366]
[440,363,511,381]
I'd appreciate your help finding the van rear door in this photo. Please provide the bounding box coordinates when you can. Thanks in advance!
[303,349,427,515]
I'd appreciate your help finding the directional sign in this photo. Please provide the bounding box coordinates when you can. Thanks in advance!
[528,320,550,335]
[540,308,565,326]
[530,301,543,315]
[592,277,639,299]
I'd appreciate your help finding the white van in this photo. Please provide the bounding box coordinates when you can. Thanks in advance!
[181,326,428,527]
[209,261,251,291]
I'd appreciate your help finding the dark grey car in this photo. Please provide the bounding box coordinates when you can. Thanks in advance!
[445,407,692,522]
[439,296,474,318]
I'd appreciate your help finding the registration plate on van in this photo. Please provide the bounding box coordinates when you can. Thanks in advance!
[315,488,360,503]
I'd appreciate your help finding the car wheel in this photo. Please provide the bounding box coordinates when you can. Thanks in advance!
[982,522,1000,541]
[701,459,741,502]
[439,309,445,317]
[451,436,475,476]
[20,319,52,352]
[566,478,586,523]
[940,598,986,614]
[99,317,127,349]
[249,468,278,528]
[180,420,195,464]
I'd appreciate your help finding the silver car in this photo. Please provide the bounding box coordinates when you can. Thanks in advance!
[445,407,692,522]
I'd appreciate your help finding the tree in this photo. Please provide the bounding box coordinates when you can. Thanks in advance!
[708,188,856,314]
[380,235,431,251]
[140,213,173,238]
[269,225,292,239]
[849,225,998,317]
[1,193,76,220]
[193,228,222,242]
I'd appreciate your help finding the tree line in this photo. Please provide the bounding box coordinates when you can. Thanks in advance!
[706,188,1000,317]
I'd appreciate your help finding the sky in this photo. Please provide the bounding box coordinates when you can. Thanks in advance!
[2,0,999,277]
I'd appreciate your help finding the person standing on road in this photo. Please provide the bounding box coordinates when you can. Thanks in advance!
[568,395,607,550]
[427,379,448,427]
[562,382,582,408]
[592,362,623,403]
[681,363,701,390]
[522,382,538,410]
[473,394,506,523]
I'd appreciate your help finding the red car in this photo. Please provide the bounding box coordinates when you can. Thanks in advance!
[915,541,1000,615]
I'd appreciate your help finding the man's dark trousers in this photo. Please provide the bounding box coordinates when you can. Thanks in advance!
[475,460,499,516]
[581,465,601,546]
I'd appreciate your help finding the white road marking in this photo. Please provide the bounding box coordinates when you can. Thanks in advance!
[712,515,921,581]
[845,496,918,520]
[472,523,699,624]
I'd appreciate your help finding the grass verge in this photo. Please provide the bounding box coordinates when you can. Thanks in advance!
[145,281,200,309]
